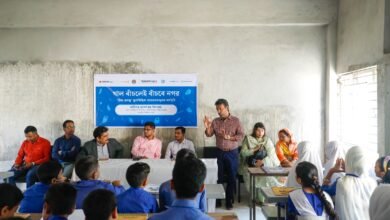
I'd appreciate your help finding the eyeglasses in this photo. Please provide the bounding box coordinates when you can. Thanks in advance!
[66,126,75,129]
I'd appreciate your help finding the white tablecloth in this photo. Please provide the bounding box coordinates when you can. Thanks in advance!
[72,158,218,188]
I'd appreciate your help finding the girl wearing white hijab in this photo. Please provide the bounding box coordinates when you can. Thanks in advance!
[286,141,324,188]
[323,141,345,184]
[335,146,377,220]
[369,185,390,220]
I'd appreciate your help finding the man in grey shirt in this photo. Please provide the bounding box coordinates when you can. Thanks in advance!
[77,126,123,160]
[165,127,196,160]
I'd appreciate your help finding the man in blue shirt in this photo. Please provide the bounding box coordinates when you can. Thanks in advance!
[83,189,118,220]
[19,161,67,213]
[52,120,81,179]
[116,162,158,213]
[159,149,207,212]
[73,156,125,209]
[42,183,77,220]
[149,157,212,220]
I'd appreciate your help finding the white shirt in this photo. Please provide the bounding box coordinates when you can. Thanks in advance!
[165,139,195,159]
[97,142,109,160]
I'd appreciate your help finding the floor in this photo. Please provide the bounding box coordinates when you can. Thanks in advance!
[215,184,267,220]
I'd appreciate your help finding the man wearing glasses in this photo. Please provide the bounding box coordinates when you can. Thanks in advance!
[52,120,81,178]
[131,121,162,159]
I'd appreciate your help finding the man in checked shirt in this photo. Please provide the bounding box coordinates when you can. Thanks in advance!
[204,98,244,210]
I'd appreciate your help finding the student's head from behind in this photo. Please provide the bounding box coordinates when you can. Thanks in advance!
[43,183,77,219]
[126,162,150,188]
[214,98,229,118]
[375,156,390,183]
[176,148,196,162]
[0,183,23,218]
[75,156,100,180]
[83,189,117,220]
[174,127,186,142]
[172,157,206,199]
[295,161,319,187]
[62,120,75,136]
[93,126,109,145]
[345,146,368,176]
[143,122,156,138]
[24,125,38,143]
[37,161,66,185]
[251,122,266,139]
[278,128,292,144]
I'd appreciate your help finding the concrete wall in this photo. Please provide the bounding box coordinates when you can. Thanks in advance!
[336,0,390,155]
[0,0,338,159]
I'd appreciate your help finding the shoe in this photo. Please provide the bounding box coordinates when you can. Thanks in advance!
[226,199,233,210]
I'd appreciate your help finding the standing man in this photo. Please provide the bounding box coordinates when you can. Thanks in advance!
[165,127,196,160]
[9,126,51,187]
[204,99,244,210]
[78,126,123,160]
[131,122,162,159]
[52,120,81,179]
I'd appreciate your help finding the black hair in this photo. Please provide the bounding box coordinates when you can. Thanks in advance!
[0,183,23,211]
[75,156,99,180]
[37,161,63,184]
[251,122,266,138]
[83,189,116,220]
[176,148,196,161]
[173,157,206,199]
[93,126,108,139]
[214,98,229,107]
[295,162,338,219]
[24,126,37,134]
[144,121,156,129]
[62,120,74,129]
[126,162,150,188]
[175,126,186,134]
[377,156,390,184]
[44,183,77,216]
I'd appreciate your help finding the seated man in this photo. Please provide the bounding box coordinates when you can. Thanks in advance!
[73,156,125,209]
[52,120,81,179]
[131,122,162,159]
[19,161,66,213]
[149,157,211,220]
[165,126,196,160]
[116,162,158,213]
[0,183,23,219]
[159,149,206,212]
[83,189,118,220]
[42,183,77,220]
[78,126,123,160]
[9,126,51,187]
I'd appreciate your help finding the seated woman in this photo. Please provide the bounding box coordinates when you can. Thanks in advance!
[375,156,390,184]
[275,128,298,167]
[286,141,324,188]
[323,141,345,185]
[334,146,377,220]
[239,122,282,204]
[369,184,390,220]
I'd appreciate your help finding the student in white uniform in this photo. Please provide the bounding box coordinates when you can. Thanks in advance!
[369,184,390,220]
[323,141,345,185]
[287,161,337,220]
[335,146,377,220]
[286,141,324,188]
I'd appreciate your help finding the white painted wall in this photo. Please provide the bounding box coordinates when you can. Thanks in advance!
[0,0,337,159]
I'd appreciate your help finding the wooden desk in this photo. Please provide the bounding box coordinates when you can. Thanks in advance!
[208,212,239,220]
[248,167,289,220]
[260,187,291,219]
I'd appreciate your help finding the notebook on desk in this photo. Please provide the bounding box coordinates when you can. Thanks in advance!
[271,187,296,196]
[262,166,288,174]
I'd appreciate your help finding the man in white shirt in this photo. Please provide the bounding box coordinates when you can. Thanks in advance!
[165,127,196,160]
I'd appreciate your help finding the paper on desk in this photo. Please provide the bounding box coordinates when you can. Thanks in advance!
[271,187,296,196]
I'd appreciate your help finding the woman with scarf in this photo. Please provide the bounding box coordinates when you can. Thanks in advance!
[239,122,282,203]
[276,128,298,167]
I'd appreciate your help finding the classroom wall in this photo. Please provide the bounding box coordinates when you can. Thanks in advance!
[0,0,338,159]
[336,0,390,155]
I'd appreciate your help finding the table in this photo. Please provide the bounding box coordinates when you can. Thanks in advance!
[260,187,290,219]
[0,171,13,183]
[248,167,289,220]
